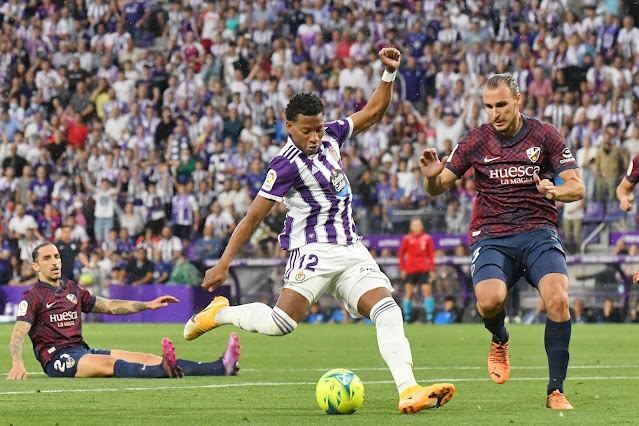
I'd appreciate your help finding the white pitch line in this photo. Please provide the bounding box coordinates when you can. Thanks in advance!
[242,365,639,372]
[1,364,638,376]
[1,376,639,396]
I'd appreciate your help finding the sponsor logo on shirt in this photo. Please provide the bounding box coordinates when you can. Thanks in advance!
[489,165,541,185]
[329,168,349,198]
[262,169,277,191]
[17,300,28,317]
[526,147,541,163]
[560,148,576,164]
[50,311,78,327]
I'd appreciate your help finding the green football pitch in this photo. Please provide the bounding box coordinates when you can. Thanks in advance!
[1,323,637,425]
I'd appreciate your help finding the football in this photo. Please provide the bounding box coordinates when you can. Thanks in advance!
[315,368,364,415]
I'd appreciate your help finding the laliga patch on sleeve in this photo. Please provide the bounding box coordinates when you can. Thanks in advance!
[17,301,28,317]
[262,169,277,191]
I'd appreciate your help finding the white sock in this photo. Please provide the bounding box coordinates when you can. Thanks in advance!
[370,297,418,394]
[215,303,297,336]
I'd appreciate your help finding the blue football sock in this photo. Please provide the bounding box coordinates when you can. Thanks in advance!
[480,310,509,344]
[545,318,571,394]
[402,299,411,321]
[176,359,225,376]
[424,297,435,321]
[113,359,167,378]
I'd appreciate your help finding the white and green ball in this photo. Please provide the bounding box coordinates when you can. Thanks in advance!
[316,368,364,415]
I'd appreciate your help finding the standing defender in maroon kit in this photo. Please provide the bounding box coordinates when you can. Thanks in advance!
[420,74,584,409]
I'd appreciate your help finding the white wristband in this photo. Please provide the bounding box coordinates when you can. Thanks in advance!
[381,69,397,82]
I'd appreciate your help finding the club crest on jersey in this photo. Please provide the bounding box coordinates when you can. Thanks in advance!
[295,270,306,281]
[329,168,350,198]
[262,169,277,191]
[67,294,78,304]
[526,147,541,163]
[328,146,339,162]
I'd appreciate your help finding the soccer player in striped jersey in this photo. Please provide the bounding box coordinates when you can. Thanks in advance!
[420,74,584,409]
[184,48,455,414]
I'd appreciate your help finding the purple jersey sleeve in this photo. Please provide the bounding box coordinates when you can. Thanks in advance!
[257,156,297,202]
[324,118,354,148]
[445,130,474,177]
[545,124,578,174]
[626,153,639,185]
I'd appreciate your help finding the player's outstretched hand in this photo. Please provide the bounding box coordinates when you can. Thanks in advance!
[533,174,556,200]
[202,264,228,292]
[7,365,27,380]
[147,295,179,310]
[379,47,400,72]
[420,148,448,180]
[620,195,634,211]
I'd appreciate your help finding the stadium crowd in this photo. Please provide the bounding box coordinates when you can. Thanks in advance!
[0,0,639,320]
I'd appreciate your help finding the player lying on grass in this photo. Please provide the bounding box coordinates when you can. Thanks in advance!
[184,48,454,414]
[7,242,240,380]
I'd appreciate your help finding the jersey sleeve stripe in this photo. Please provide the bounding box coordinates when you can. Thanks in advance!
[345,117,354,141]
[257,191,282,202]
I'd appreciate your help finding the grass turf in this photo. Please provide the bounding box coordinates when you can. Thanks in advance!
[1,322,638,425]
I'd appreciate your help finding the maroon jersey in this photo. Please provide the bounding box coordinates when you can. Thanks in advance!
[446,116,578,245]
[15,280,96,369]
[625,153,639,184]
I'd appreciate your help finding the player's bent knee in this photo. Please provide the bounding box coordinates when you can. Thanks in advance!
[544,293,570,316]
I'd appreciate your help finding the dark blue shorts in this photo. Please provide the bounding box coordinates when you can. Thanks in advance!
[470,228,568,289]
[44,346,111,378]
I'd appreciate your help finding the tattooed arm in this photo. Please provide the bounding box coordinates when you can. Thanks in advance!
[91,295,179,315]
[7,321,32,380]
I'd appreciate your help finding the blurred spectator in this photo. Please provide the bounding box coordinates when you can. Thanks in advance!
[560,198,585,254]
[328,305,352,324]
[571,298,592,324]
[125,247,154,287]
[433,296,460,325]
[151,249,171,284]
[156,225,183,264]
[167,251,201,285]
[596,298,624,323]
[306,302,327,324]
[193,225,222,262]
[594,132,626,203]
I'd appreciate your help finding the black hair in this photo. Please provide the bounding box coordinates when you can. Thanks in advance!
[285,93,325,122]
[32,242,55,263]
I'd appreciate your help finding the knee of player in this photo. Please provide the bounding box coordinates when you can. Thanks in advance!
[543,293,570,315]
[475,292,505,313]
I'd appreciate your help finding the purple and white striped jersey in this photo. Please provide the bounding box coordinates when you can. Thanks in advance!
[258,117,357,250]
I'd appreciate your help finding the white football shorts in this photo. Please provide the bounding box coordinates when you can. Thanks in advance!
[282,241,393,318]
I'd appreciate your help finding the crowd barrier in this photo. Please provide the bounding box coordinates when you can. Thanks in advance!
[0,284,230,323]
[1,254,637,322]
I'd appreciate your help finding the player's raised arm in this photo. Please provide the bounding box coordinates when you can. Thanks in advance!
[420,148,459,196]
[91,295,179,315]
[7,321,31,380]
[349,47,400,138]
[202,195,276,291]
